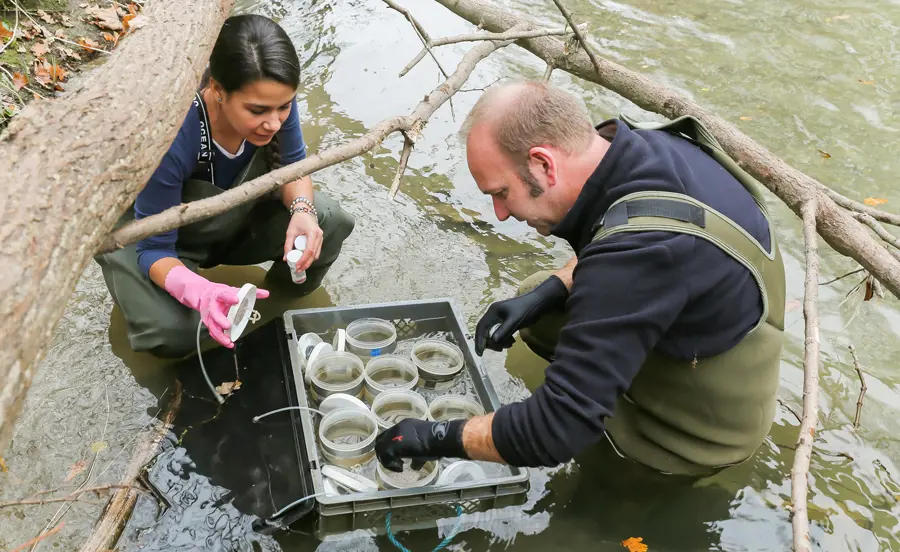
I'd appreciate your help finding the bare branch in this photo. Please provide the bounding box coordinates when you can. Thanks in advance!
[400,27,575,77]
[853,212,900,262]
[549,0,603,77]
[10,523,63,552]
[0,485,146,509]
[542,63,554,82]
[822,187,900,227]
[778,397,802,425]
[382,0,448,79]
[848,345,867,430]
[819,268,866,286]
[388,134,414,201]
[101,28,523,251]
[791,199,820,552]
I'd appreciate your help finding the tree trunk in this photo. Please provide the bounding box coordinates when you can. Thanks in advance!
[432,0,900,300]
[0,0,234,453]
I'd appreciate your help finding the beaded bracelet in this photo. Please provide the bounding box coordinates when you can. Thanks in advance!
[289,196,318,219]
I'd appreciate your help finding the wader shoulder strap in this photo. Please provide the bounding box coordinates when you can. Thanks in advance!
[593,191,785,331]
[617,113,770,217]
[192,91,216,187]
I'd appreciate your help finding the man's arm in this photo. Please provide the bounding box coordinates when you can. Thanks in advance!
[553,255,577,291]
[461,413,505,463]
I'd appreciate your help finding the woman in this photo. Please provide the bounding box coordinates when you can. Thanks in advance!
[95,14,355,358]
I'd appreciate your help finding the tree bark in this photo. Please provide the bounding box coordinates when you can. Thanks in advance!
[432,0,900,300]
[0,0,234,453]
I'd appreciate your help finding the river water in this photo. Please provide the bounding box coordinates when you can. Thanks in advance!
[1,0,899,550]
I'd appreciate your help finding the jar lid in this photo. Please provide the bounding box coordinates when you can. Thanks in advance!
[226,283,258,341]
[319,393,369,416]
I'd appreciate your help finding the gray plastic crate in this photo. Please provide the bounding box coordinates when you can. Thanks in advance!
[281,298,530,519]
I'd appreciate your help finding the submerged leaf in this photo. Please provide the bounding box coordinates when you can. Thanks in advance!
[863,197,888,206]
[89,441,108,454]
[622,537,648,552]
[65,460,87,482]
[0,456,7,472]
[215,380,242,396]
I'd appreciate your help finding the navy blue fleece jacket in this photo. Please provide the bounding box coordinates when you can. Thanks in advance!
[491,119,771,467]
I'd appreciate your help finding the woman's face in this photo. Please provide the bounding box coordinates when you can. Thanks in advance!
[214,79,296,146]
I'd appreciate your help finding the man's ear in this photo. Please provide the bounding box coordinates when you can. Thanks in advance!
[529,146,557,187]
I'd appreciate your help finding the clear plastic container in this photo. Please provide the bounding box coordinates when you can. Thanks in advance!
[370,389,428,431]
[363,354,419,401]
[318,408,379,468]
[410,338,465,390]
[345,318,397,359]
[375,459,440,490]
[309,351,365,403]
[426,394,485,422]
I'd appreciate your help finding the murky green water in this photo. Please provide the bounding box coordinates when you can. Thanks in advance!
[2,0,899,550]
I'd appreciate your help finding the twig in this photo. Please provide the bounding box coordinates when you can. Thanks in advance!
[459,76,503,93]
[388,134,414,201]
[0,0,20,57]
[549,0,603,77]
[822,186,900,228]
[853,212,900,262]
[0,485,147,509]
[819,268,865,286]
[382,0,455,119]
[400,27,574,77]
[848,345,867,429]
[542,62,554,82]
[10,523,64,552]
[778,397,802,425]
[103,30,523,250]
[791,199,820,552]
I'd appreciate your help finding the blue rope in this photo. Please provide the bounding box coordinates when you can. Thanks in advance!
[386,504,464,552]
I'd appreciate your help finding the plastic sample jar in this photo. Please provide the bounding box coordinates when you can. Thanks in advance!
[375,459,440,490]
[410,338,465,390]
[370,389,428,431]
[363,354,419,401]
[426,394,485,422]
[345,318,397,359]
[318,407,379,468]
[309,351,365,403]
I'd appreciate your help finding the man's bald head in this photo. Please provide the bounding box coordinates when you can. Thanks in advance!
[460,80,597,177]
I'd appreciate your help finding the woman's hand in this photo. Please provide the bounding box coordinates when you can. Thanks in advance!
[283,211,323,271]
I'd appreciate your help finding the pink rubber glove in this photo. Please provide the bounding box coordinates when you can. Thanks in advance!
[164,265,270,349]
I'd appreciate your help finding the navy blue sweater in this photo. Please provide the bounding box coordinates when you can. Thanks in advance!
[491,119,771,467]
[133,97,308,276]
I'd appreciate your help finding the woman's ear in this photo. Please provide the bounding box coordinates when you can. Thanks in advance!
[208,79,226,103]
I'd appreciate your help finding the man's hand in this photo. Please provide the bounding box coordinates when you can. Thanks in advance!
[474,275,569,355]
[375,419,467,472]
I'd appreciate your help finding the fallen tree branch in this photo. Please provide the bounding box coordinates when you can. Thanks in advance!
[549,0,603,77]
[792,200,820,552]
[101,25,523,251]
[0,485,146,509]
[388,134,414,201]
[853,212,900,261]
[778,397,802,425]
[400,26,575,77]
[822,187,900,227]
[79,382,182,552]
[848,345,867,430]
[0,0,234,454]
[10,523,63,552]
[433,0,900,301]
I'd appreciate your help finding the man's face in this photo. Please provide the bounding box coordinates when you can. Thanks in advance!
[466,123,558,235]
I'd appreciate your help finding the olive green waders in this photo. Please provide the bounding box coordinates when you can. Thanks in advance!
[94,149,355,358]
[517,115,786,476]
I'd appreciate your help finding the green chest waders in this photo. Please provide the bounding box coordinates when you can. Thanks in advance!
[593,114,786,476]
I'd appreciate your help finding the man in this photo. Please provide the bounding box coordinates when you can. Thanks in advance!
[375,80,785,478]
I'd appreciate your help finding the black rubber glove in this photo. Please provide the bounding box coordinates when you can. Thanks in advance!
[375,418,467,472]
[474,275,569,356]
